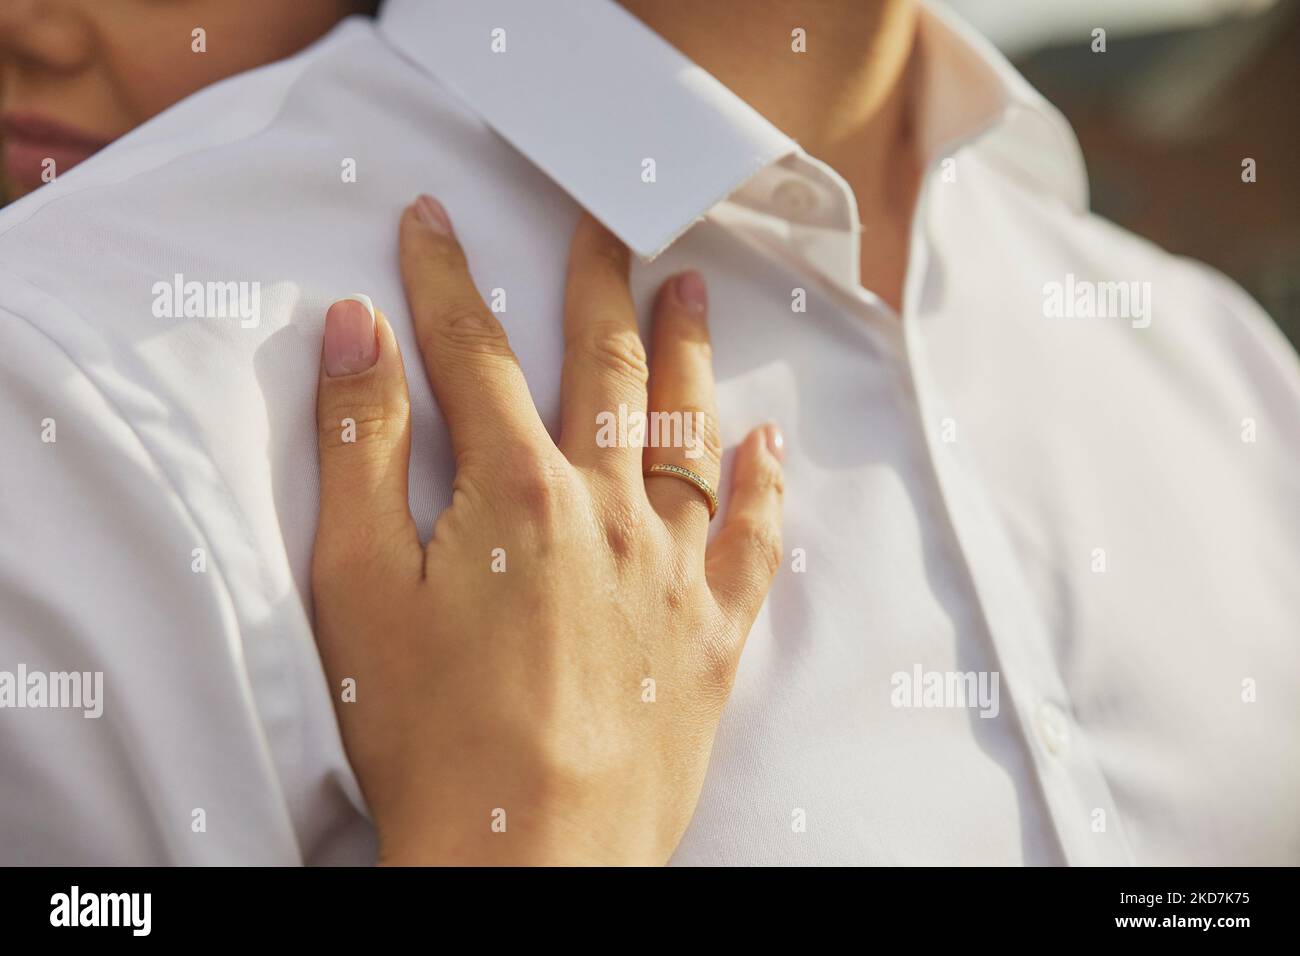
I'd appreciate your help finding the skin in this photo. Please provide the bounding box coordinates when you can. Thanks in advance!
[3,0,922,862]
[618,0,922,311]
[0,0,793,866]
[312,198,785,865]
[0,0,372,197]
[4,0,922,307]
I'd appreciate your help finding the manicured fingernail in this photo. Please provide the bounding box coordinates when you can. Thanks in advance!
[324,295,378,377]
[414,194,453,235]
[674,270,707,314]
[763,423,785,462]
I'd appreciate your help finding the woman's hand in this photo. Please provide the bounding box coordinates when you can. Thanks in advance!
[311,195,784,865]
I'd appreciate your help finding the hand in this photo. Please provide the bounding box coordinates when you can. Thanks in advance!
[311,195,785,865]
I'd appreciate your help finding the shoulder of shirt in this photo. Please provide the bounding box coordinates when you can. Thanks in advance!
[1057,197,1300,384]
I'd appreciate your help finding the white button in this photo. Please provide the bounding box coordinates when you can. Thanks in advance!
[1036,701,1070,756]
[772,179,819,218]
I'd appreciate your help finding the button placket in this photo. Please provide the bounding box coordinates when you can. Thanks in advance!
[898,257,1135,864]
[1036,701,1071,757]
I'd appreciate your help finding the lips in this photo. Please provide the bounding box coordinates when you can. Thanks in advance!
[2,114,113,193]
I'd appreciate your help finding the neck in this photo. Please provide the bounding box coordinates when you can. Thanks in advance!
[619,0,923,310]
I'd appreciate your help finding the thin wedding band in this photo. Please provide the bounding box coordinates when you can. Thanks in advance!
[645,463,718,520]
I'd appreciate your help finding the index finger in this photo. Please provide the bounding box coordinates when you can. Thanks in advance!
[399,195,551,467]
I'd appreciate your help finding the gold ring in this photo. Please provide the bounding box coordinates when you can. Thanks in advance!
[645,463,718,520]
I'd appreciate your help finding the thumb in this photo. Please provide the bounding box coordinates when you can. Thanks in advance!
[314,295,421,582]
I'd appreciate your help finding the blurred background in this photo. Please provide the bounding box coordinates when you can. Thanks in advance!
[942,0,1299,345]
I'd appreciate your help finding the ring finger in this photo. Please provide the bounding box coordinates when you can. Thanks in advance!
[643,270,722,545]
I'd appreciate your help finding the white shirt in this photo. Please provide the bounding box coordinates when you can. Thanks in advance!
[1,0,1296,866]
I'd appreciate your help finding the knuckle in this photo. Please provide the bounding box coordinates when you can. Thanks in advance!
[529,728,604,799]
[751,457,786,499]
[599,499,649,562]
[428,300,514,359]
[736,517,783,580]
[658,555,698,613]
[317,401,400,452]
[574,322,649,387]
[695,630,739,694]
[504,453,577,523]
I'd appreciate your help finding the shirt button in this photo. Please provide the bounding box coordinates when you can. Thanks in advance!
[1036,701,1070,756]
[772,179,819,218]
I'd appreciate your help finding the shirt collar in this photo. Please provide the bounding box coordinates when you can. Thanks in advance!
[915,1,1089,213]
[379,0,796,259]
[379,0,1087,260]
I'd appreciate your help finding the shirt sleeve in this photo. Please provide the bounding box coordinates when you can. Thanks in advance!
[0,304,304,865]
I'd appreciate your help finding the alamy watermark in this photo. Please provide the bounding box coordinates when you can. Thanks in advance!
[596,403,706,459]
[50,886,150,936]
[152,272,260,328]
[1043,273,1152,329]
[891,665,1000,718]
[0,664,103,718]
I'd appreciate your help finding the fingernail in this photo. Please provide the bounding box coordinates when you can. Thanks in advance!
[414,194,453,236]
[763,423,785,462]
[674,270,707,314]
[324,295,378,377]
